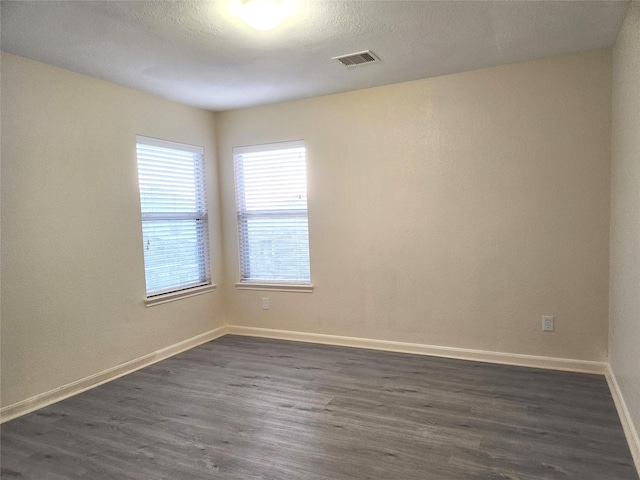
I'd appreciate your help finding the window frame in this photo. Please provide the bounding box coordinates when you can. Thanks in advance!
[135,135,216,306]
[233,140,313,292]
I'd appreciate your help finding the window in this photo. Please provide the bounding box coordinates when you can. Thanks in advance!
[135,136,212,300]
[233,140,311,286]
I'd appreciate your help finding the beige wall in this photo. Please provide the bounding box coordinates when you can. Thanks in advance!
[1,47,616,409]
[0,53,224,407]
[217,50,612,362]
[610,1,640,445]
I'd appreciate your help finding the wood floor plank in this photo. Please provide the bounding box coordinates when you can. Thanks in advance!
[2,335,638,479]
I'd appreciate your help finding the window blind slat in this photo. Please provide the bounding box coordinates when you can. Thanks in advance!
[136,136,211,296]
[233,140,311,283]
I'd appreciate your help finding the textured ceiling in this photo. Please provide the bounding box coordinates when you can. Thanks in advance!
[0,0,630,111]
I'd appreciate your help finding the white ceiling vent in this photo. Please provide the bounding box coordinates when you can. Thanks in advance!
[332,50,379,67]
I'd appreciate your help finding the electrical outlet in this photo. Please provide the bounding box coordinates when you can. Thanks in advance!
[542,315,554,332]
[262,297,269,310]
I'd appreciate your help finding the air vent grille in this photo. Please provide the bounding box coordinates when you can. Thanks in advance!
[333,50,379,67]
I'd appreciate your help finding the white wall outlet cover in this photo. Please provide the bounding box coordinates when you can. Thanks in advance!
[542,315,554,332]
[262,298,270,310]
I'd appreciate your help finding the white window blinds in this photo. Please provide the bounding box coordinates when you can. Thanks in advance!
[136,136,211,297]
[233,141,311,283]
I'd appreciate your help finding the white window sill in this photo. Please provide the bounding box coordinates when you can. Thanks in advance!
[234,282,314,293]
[145,284,217,307]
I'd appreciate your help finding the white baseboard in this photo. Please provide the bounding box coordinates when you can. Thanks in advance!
[0,325,228,424]
[0,324,610,421]
[605,364,640,475]
[226,325,607,374]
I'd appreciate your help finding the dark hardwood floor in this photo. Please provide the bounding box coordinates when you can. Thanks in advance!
[1,335,638,479]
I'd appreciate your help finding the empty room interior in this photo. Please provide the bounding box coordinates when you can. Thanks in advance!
[1,0,639,478]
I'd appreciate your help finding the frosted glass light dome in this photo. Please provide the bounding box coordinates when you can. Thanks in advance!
[242,0,285,31]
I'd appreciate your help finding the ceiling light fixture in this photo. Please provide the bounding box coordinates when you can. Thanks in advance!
[241,0,285,31]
